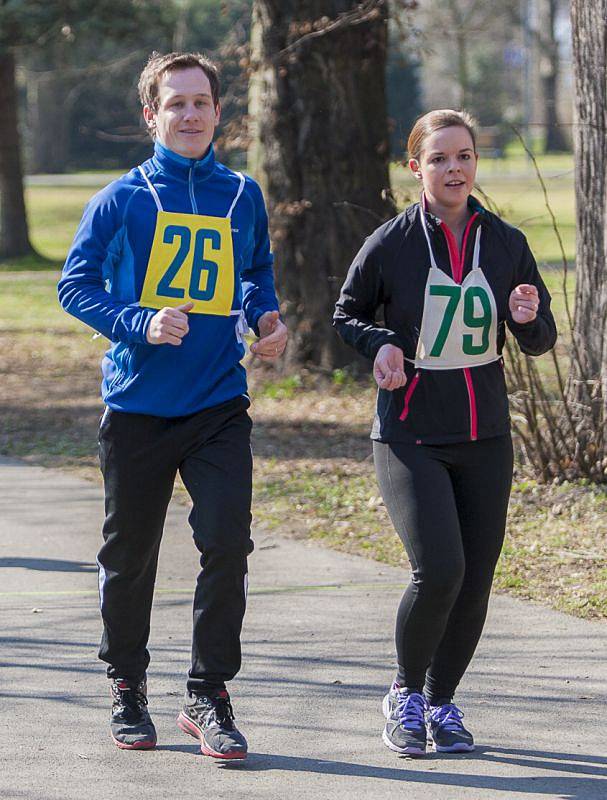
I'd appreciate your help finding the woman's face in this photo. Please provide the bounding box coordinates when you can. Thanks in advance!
[409,126,478,212]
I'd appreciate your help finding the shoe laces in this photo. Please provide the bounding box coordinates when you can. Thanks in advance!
[194,690,235,728]
[396,691,427,729]
[112,679,148,713]
[429,703,465,732]
[211,691,235,727]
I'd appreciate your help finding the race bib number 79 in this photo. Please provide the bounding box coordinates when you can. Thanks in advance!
[429,285,492,357]
[139,210,234,316]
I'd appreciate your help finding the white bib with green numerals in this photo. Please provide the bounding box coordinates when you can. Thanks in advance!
[412,206,499,370]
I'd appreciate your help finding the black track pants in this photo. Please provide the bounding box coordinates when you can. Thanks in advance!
[373,434,513,704]
[97,396,253,693]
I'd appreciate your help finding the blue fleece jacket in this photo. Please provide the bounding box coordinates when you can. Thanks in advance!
[58,142,279,417]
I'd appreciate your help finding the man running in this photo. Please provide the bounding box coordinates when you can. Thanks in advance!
[58,51,287,759]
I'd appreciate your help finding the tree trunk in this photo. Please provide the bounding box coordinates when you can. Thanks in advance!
[568,0,607,469]
[542,68,568,152]
[27,35,72,174]
[249,0,395,370]
[540,0,568,152]
[0,50,34,260]
[455,30,469,109]
[28,72,71,174]
[445,0,469,110]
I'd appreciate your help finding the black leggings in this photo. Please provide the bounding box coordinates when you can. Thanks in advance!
[373,434,513,705]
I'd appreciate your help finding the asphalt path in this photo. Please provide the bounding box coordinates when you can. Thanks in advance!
[0,457,604,800]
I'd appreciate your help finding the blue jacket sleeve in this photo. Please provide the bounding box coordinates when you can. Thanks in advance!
[57,183,155,344]
[240,177,279,335]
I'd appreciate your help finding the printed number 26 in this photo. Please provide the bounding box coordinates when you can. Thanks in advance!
[429,285,491,357]
[157,225,219,302]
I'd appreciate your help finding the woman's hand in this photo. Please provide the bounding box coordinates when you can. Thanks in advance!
[509,284,539,324]
[373,344,407,390]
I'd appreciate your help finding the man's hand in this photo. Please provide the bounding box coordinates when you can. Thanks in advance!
[250,310,288,361]
[146,302,194,345]
[373,344,407,390]
[509,284,539,324]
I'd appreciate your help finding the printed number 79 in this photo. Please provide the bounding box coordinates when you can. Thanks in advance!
[429,285,491,357]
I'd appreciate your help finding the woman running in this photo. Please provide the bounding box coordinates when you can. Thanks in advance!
[333,110,557,756]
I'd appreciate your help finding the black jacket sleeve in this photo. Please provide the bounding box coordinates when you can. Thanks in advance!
[333,233,405,361]
[506,235,557,356]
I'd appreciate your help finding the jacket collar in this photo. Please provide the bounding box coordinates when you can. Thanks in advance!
[151,141,216,182]
[418,193,487,233]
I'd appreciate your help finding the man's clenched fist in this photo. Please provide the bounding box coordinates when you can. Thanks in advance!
[146,302,194,345]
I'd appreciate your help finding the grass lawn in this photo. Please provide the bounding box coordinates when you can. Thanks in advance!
[26,186,101,261]
[1,154,601,620]
[0,265,604,620]
[1,150,574,272]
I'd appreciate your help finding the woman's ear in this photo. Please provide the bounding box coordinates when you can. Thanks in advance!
[409,158,422,180]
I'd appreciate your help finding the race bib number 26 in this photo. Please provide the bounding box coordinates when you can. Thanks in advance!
[139,210,234,316]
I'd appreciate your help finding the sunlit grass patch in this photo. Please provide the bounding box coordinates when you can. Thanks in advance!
[257,374,303,399]
[24,185,104,262]
[2,255,604,620]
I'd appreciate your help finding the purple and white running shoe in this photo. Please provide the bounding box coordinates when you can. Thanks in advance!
[382,683,427,756]
[427,703,475,752]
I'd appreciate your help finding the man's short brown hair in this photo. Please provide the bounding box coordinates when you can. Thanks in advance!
[138,51,221,111]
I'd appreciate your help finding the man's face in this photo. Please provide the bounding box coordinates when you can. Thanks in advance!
[144,67,220,160]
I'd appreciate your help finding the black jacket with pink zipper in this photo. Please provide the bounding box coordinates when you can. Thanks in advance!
[333,198,557,445]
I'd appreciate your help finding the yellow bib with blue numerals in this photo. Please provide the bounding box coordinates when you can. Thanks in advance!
[140,210,234,316]
[137,166,245,317]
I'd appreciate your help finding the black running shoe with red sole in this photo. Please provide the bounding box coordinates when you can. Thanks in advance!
[177,689,247,760]
[110,677,157,750]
